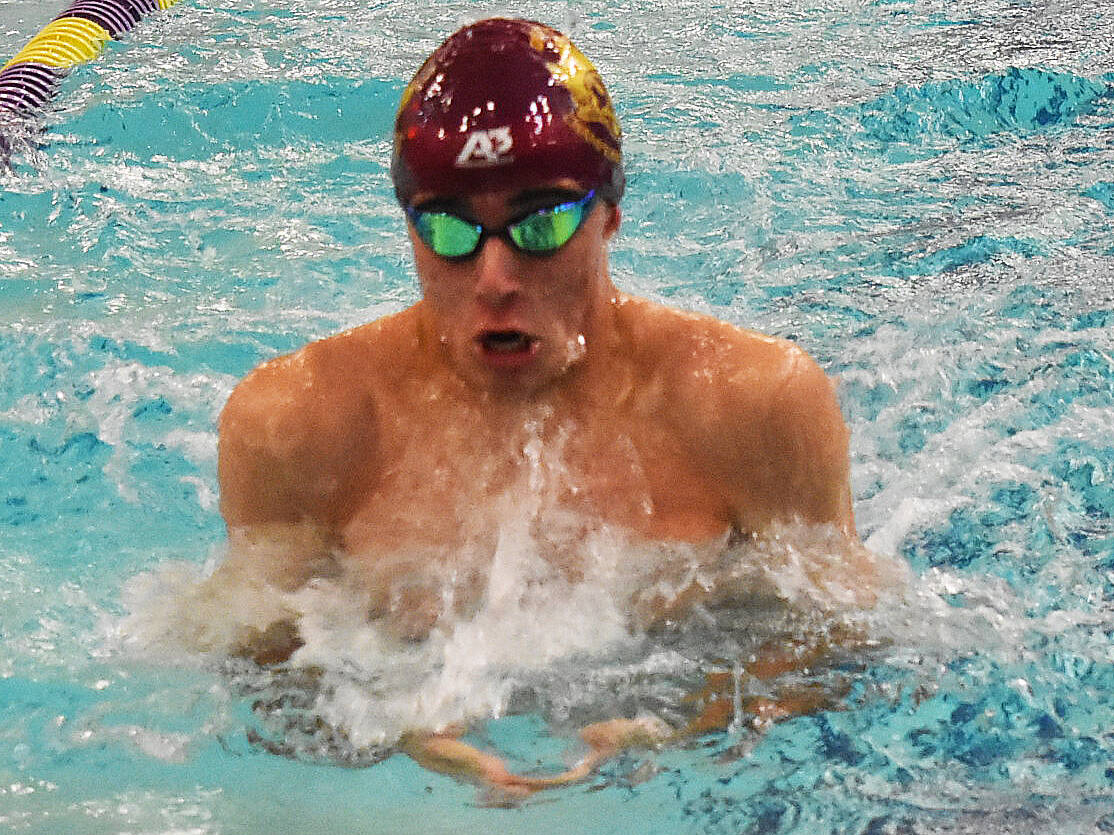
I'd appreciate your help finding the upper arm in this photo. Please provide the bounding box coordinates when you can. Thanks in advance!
[658,314,908,609]
[754,345,854,533]
[218,355,312,528]
[217,343,379,532]
[675,328,854,536]
[215,343,381,592]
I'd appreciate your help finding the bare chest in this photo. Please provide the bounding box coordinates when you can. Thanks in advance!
[339,411,733,557]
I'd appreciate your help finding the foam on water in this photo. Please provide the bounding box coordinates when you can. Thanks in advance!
[101,414,918,762]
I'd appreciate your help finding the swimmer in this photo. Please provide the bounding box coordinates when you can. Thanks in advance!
[211,18,902,794]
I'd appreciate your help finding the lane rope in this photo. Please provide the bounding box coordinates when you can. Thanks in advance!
[0,0,182,121]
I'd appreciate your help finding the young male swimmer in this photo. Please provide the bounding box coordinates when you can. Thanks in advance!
[211,18,903,794]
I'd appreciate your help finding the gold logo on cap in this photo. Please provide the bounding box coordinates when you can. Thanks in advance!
[529,26,622,163]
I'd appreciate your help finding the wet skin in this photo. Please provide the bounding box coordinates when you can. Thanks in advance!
[213,181,895,793]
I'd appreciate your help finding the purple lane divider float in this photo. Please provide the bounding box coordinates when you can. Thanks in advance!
[58,1,144,38]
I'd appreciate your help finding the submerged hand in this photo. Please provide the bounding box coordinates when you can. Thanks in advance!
[399,715,671,801]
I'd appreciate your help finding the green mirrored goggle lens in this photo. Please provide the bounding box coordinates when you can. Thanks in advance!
[413,213,483,259]
[507,200,588,252]
[407,190,596,259]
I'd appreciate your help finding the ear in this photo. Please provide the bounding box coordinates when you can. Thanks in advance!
[602,203,622,240]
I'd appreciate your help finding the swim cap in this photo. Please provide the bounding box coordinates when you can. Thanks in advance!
[392,18,624,205]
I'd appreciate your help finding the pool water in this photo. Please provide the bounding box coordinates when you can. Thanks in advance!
[2,0,1114,832]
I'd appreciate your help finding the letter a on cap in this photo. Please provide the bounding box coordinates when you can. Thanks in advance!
[455,127,514,168]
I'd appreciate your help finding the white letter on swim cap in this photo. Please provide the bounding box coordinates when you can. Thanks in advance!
[455,127,515,168]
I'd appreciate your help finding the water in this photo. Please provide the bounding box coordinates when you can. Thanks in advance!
[2,0,1114,832]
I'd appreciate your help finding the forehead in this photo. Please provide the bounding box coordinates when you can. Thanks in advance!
[409,179,586,211]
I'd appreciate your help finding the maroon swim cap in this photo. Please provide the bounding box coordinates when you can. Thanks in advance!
[392,18,624,205]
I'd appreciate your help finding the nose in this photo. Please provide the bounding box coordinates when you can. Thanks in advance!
[472,235,522,308]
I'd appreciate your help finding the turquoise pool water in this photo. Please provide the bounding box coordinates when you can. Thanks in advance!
[2,0,1114,832]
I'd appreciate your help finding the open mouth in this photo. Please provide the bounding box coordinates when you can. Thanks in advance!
[478,330,536,355]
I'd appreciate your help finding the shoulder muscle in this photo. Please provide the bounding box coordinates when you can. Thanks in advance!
[659,317,852,532]
[218,335,379,528]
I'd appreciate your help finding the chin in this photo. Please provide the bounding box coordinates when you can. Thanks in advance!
[465,347,568,398]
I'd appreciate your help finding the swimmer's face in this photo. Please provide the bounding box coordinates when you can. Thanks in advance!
[408,182,621,395]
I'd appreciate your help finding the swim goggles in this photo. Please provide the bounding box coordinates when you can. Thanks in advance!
[405,190,597,260]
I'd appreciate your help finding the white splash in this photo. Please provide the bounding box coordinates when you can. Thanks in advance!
[110,417,931,752]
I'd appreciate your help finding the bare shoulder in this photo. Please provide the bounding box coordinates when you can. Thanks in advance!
[619,295,824,413]
[218,307,419,527]
[620,296,852,531]
[222,324,369,456]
